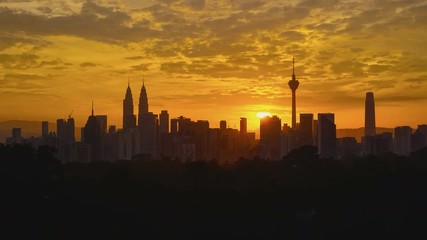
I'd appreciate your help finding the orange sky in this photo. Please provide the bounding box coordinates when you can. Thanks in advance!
[1,0,427,132]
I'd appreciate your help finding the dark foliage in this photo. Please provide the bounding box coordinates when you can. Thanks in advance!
[1,144,427,239]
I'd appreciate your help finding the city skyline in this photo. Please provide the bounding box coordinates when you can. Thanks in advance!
[1,0,427,131]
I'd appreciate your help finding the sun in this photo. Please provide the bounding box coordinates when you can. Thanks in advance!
[256,112,272,118]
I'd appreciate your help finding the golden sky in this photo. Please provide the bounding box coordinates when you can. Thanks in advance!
[1,0,427,132]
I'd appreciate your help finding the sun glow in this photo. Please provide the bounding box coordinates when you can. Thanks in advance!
[256,112,272,118]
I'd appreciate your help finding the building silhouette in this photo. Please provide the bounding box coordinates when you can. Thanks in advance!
[160,110,169,134]
[83,103,102,161]
[362,92,378,155]
[299,113,314,146]
[57,117,75,162]
[337,137,360,158]
[123,82,136,130]
[240,118,247,135]
[288,58,299,129]
[394,126,412,156]
[220,120,227,134]
[96,115,107,134]
[365,92,376,136]
[138,81,158,158]
[138,81,149,126]
[260,115,282,160]
[317,113,336,158]
[6,128,23,144]
[374,132,393,155]
[412,124,427,152]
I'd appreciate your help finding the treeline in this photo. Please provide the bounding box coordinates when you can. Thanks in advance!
[1,143,427,239]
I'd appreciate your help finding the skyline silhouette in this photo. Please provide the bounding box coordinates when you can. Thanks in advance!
[4,62,426,163]
[2,1,427,237]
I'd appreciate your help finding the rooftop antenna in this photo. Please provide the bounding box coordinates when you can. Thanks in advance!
[68,110,73,119]
[292,57,296,79]
[91,101,94,116]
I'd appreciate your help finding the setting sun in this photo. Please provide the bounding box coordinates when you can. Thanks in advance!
[256,112,272,119]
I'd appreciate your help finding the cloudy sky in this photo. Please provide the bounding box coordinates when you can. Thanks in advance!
[1,0,426,131]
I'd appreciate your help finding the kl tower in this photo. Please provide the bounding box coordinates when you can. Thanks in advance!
[288,58,299,129]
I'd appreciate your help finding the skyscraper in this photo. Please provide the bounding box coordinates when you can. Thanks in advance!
[138,81,149,126]
[288,58,299,129]
[260,115,282,160]
[317,113,336,158]
[160,110,169,134]
[240,117,247,135]
[139,110,157,156]
[220,120,227,133]
[137,81,158,157]
[57,116,75,162]
[394,126,412,156]
[96,115,107,134]
[83,103,102,161]
[123,82,136,130]
[365,92,376,136]
[299,113,314,146]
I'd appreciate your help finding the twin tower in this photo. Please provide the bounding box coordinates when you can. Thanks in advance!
[123,81,148,130]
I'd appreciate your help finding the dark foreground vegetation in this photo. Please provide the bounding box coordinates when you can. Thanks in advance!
[1,144,427,239]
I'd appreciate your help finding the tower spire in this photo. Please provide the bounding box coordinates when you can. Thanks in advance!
[288,57,300,129]
[91,101,94,116]
[128,77,130,87]
[292,57,296,80]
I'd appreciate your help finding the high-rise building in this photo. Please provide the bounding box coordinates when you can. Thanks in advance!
[160,110,169,134]
[375,132,393,155]
[171,118,179,135]
[138,81,149,126]
[412,124,427,152]
[394,126,412,156]
[96,115,107,134]
[240,117,247,135]
[194,120,209,161]
[365,92,376,136]
[57,116,75,162]
[299,113,314,146]
[317,113,336,158]
[260,115,282,160]
[288,58,299,129]
[123,82,136,130]
[137,82,158,157]
[83,104,102,161]
[139,112,158,157]
[313,119,318,146]
[220,120,227,133]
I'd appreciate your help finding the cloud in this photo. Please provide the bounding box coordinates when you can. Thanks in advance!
[0,32,50,50]
[0,0,427,127]
[0,1,159,43]
[131,63,150,71]
[0,73,48,90]
[80,62,97,68]
[0,53,40,69]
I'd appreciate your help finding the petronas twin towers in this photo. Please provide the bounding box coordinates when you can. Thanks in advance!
[122,81,148,130]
